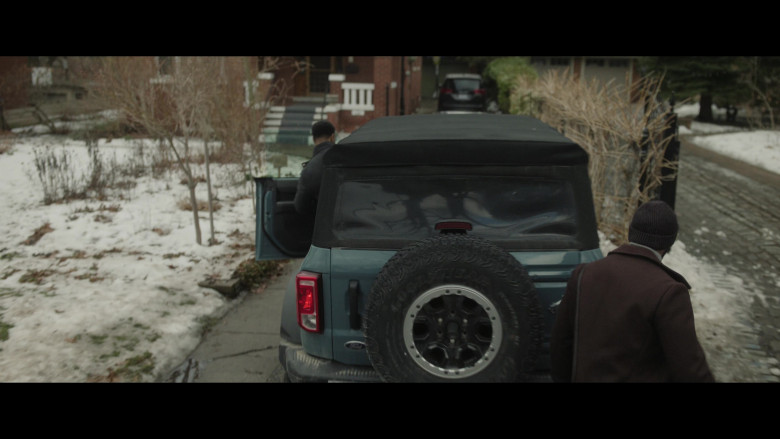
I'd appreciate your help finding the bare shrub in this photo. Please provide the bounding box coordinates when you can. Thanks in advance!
[119,139,150,179]
[509,73,542,117]
[28,141,138,204]
[30,145,85,204]
[148,138,176,178]
[90,56,297,245]
[532,71,677,243]
[85,142,121,199]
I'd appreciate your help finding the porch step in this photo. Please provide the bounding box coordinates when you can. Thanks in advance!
[263,104,326,145]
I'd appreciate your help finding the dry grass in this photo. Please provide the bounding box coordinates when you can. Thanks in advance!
[530,71,677,244]
[21,223,54,246]
[0,136,12,155]
[177,199,221,212]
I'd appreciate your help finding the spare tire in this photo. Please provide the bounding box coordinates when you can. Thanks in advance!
[363,234,542,382]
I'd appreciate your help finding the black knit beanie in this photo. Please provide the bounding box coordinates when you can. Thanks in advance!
[628,200,678,251]
[311,120,335,139]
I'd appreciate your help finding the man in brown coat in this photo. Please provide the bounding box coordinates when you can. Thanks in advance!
[550,200,714,382]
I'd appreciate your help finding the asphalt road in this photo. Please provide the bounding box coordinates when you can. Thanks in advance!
[675,138,780,381]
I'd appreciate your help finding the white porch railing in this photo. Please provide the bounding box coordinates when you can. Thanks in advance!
[341,82,375,113]
[31,67,53,86]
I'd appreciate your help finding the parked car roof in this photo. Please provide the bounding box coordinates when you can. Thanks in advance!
[326,113,588,167]
[443,73,482,80]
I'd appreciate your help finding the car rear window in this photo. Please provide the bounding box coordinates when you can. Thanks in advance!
[332,175,577,243]
[445,78,481,92]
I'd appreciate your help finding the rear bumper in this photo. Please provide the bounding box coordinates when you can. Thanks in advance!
[438,102,486,112]
[279,339,382,383]
[279,339,553,382]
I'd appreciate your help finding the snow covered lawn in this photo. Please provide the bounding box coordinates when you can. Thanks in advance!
[0,126,303,382]
[677,102,780,175]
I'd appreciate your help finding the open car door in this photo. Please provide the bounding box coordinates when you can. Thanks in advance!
[254,177,314,260]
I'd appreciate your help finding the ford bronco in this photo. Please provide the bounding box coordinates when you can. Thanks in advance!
[255,113,602,382]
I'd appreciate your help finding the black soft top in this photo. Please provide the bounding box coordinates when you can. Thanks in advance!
[325,113,587,167]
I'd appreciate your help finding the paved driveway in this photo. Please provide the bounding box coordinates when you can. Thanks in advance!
[675,139,780,381]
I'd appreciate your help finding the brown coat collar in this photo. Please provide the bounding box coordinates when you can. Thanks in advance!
[608,244,691,289]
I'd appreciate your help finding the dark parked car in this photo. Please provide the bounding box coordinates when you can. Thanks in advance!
[255,113,603,382]
[437,73,487,112]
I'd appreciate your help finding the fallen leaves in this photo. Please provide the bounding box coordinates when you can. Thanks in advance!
[18,268,56,284]
[21,223,53,246]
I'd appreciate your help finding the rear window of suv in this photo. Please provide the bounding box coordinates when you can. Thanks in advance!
[444,78,482,93]
[332,175,578,245]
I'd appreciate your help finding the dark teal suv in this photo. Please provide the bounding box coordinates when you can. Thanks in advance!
[256,113,602,382]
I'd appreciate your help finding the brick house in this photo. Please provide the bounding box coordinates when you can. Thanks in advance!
[2,56,95,106]
[2,56,639,137]
[0,56,424,141]
[0,56,31,109]
[259,56,423,143]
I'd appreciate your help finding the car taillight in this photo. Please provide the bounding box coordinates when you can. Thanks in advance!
[296,271,322,333]
[440,87,453,94]
[474,88,486,95]
[435,220,473,233]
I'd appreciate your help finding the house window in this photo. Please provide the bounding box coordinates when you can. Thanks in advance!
[585,58,605,67]
[309,56,333,94]
[550,58,571,66]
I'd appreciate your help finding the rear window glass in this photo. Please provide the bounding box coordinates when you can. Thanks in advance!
[445,78,481,92]
[332,176,577,242]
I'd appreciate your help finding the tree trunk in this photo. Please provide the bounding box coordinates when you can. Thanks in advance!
[188,181,202,245]
[697,93,714,122]
[170,136,202,246]
[204,140,216,245]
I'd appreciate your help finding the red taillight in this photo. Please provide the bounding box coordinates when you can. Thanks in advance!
[440,87,453,94]
[296,271,322,333]
[435,221,473,233]
[474,88,486,95]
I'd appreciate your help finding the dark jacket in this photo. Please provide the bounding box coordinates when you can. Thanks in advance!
[550,244,714,383]
[293,141,335,215]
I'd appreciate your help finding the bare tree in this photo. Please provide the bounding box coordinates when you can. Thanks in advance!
[206,57,300,208]
[91,56,297,245]
[211,59,298,164]
[533,71,677,243]
[92,57,214,244]
[742,56,778,129]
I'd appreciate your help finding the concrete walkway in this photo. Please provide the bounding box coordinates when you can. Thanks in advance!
[163,261,299,383]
